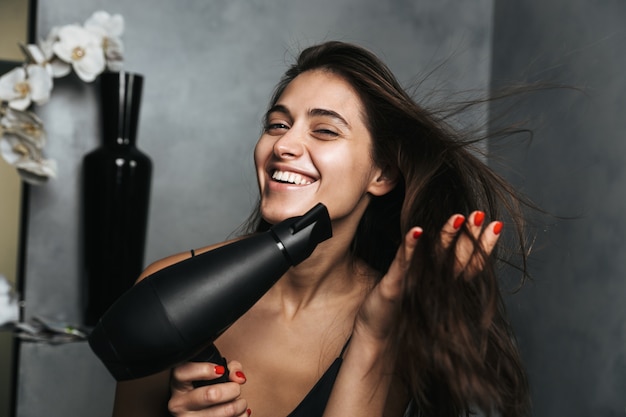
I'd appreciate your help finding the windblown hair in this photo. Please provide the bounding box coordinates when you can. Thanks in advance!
[245,41,532,417]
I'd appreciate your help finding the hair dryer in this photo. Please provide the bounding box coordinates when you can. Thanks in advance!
[88,203,332,382]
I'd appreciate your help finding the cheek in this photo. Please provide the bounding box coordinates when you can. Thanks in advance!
[253,137,270,169]
[316,147,377,194]
[253,139,271,190]
[322,146,374,179]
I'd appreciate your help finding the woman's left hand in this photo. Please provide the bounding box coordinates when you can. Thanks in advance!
[353,210,503,342]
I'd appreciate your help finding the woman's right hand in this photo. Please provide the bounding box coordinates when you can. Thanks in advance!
[168,360,250,416]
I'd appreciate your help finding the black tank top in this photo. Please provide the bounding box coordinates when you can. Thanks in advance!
[286,338,350,417]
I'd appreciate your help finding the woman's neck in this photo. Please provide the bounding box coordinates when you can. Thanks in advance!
[268,236,376,321]
[261,206,377,317]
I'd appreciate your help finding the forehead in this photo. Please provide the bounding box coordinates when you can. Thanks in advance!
[276,70,365,118]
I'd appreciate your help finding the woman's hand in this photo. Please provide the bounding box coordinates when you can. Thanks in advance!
[168,360,250,416]
[441,210,503,279]
[354,210,502,342]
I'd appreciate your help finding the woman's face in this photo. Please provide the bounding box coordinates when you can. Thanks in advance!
[254,69,392,226]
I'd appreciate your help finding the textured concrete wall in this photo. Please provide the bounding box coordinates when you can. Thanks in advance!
[13,0,494,416]
[491,1,626,416]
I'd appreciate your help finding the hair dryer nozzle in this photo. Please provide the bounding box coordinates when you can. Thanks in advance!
[270,203,332,265]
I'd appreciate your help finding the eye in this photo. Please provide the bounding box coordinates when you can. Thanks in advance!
[312,124,340,140]
[264,122,290,134]
[313,129,338,139]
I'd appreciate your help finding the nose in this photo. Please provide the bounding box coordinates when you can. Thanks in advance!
[273,128,304,159]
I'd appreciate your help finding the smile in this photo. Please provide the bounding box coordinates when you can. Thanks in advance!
[271,170,314,185]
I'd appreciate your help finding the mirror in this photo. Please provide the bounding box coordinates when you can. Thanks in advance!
[0,0,36,415]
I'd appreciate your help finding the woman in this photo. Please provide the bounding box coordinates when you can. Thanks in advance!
[113,41,531,417]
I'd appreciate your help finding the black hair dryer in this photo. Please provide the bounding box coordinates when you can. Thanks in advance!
[88,203,332,384]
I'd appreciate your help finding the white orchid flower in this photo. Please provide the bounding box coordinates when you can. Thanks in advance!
[102,36,124,72]
[85,11,125,72]
[26,27,72,78]
[0,274,19,327]
[23,44,50,72]
[0,104,46,149]
[14,157,58,185]
[0,65,53,110]
[52,24,106,82]
[0,136,57,186]
[85,11,124,38]
[0,107,56,185]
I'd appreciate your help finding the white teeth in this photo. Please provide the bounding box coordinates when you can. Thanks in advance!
[272,170,312,185]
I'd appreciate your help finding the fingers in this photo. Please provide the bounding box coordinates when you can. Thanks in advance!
[228,360,247,384]
[442,210,503,278]
[169,391,248,416]
[169,360,249,416]
[387,210,502,284]
[171,361,228,390]
[354,227,422,341]
[378,226,422,301]
[440,214,466,249]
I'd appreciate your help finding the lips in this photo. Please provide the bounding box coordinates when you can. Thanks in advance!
[271,169,315,185]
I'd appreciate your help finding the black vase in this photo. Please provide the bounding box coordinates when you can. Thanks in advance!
[82,71,153,326]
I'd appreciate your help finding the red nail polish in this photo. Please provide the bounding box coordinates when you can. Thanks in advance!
[412,229,422,239]
[247,409,252,416]
[236,370,246,380]
[214,365,225,375]
[493,221,503,235]
[453,215,465,229]
[473,211,485,227]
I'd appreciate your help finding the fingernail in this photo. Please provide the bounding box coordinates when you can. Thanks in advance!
[412,229,422,239]
[214,365,225,375]
[473,211,485,227]
[453,215,465,229]
[235,370,246,380]
[493,221,503,235]
[247,409,252,416]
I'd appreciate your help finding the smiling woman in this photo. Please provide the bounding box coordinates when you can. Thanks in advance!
[112,41,532,417]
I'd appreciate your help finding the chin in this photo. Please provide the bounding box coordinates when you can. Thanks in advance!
[259,201,317,225]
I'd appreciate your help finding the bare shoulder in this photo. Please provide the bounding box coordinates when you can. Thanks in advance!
[136,236,247,283]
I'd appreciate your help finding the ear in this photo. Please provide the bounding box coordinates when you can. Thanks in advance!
[367,166,398,197]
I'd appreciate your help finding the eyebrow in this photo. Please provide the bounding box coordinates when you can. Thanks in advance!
[266,104,351,128]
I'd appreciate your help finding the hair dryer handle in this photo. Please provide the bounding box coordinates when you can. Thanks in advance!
[191,344,230,387]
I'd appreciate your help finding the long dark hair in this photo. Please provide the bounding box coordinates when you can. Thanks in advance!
[245,41,532,417]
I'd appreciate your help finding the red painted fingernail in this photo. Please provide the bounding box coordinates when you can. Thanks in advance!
[453,215,465,229]
[473,211,485,227]
[412,229,422,239]
[236,370,246,380]
[493,221,503,235]
[247,409,252,416]
[214,365,225,375]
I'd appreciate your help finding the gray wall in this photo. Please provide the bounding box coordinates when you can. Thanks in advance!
[11,1,626,416]
[13,1,494,416]
[491,1,626,416]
